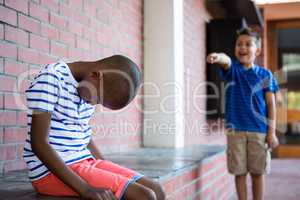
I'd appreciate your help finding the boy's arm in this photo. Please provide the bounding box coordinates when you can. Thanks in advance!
[31,111,89,195]
[265,92,279,149]
[87,138,105,160]
[207,52,231,70]
[31,111,116,200]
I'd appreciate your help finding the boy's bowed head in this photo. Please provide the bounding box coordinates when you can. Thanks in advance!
[69,55,142,109]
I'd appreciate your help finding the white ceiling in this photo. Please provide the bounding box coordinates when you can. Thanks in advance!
[253,0,300,4]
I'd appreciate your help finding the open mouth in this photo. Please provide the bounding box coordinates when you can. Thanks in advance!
[239,53,248,57]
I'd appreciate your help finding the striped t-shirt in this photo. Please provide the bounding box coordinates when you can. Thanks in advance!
[220,60,279,133]
[23,60,95,181]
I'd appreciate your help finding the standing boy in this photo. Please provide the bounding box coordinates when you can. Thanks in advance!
[207,28,279,200]
[23,55,165,200]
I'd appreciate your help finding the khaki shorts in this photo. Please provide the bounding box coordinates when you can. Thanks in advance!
[226,131,271,175]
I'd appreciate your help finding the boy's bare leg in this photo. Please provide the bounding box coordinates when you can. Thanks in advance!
[123,182,156,200]
[235,174,247,200]
[136,177,165,200]
[123,177,165,200]
[251,173,264,200]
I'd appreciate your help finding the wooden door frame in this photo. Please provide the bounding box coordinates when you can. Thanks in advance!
[266,19,300,72]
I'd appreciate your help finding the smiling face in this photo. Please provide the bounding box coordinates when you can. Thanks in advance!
[235,34,261,67]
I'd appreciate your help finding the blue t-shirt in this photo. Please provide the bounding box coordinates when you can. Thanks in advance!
[220,60,279,134]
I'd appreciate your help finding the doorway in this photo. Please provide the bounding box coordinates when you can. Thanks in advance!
[267,19,300,156]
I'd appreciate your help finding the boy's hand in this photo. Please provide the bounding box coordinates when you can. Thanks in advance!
[266,133,279,150]
[207,53,219,64]
[206,52,231,69]
[81,186,117,200]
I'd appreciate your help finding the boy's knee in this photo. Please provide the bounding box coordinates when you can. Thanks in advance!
[139,187,156,200]
[151,181,166,200]
[125,182,157,200]
[250,173,263,179]
[136,178,165,200]
[236,174,247,179]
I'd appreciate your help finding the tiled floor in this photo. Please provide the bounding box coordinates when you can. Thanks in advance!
[265,159,300,200]
[230,159,300,200]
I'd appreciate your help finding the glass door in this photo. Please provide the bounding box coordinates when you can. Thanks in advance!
[278,28,300,145]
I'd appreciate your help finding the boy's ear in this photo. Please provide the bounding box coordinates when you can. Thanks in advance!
[255,47,262,56]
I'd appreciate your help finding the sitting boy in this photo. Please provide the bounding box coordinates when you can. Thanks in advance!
[23,55,165,200]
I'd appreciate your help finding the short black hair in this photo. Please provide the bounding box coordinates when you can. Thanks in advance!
[101,55,141,86]
[236,27,261,48]
[98,55,142,109]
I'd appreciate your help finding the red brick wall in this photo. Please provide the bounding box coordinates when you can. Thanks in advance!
[163,152,234,200]
[183,0,226,146]
[0,0,143,173]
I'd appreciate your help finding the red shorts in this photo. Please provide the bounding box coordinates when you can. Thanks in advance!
[31,158,143,199]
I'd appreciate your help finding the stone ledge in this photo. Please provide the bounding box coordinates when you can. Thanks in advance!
[0,145,228,200]
[107,145,226,182]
